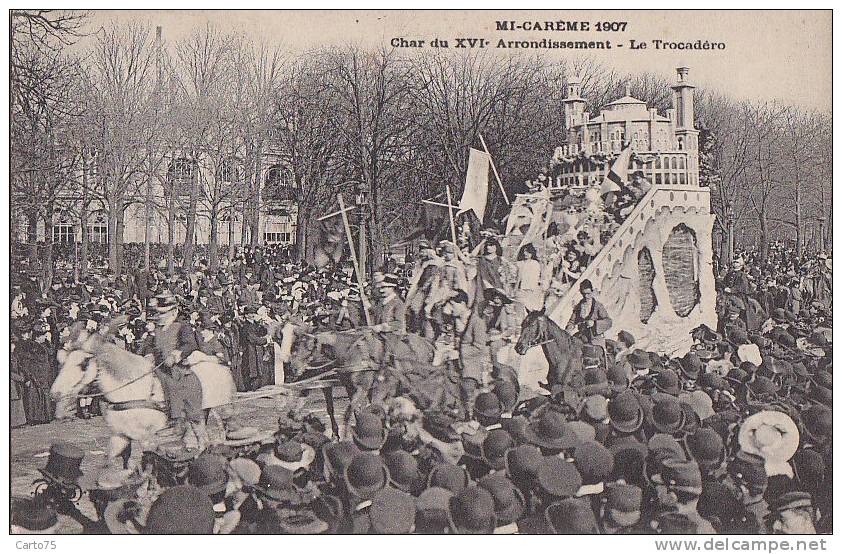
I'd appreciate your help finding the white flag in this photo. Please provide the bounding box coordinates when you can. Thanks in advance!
[458,148,490,221]
[599,145,632,195]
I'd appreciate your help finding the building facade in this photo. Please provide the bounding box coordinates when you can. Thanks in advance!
[553,67,699,189]
[17,144,299,250]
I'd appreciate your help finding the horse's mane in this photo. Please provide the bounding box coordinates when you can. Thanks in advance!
[86,334,151,381]
[540,313,567,342]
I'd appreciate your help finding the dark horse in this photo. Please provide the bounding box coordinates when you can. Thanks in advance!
[515,309,584,388]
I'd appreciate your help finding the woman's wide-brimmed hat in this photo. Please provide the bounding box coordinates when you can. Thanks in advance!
[738,410,800,474]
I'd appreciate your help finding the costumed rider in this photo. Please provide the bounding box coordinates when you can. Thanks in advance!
[566,279,612,351]
[404,240,442,338]
[367,273,408,404]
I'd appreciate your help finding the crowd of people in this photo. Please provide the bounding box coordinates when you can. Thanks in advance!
[10,228,833,534]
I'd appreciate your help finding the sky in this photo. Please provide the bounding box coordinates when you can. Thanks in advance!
[80,10,832,112]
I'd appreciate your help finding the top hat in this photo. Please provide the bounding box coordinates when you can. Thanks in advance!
[40,442,84,486]
[351,412,387,452]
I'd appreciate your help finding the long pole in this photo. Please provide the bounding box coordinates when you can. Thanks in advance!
[445,184,458,248]
[338,194,372,325]
[478,133,510,205]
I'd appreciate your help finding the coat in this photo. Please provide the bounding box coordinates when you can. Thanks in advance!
[239,320,269,390]
[372,295,406,334]
[459,311,490,382]
[12,339,55,424]
[568,297,612,342]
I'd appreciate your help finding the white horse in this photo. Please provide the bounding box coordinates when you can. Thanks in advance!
[50,331,236,469]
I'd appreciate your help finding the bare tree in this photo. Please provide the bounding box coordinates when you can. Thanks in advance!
[774,107,829,256]
[171,24,237,269]
[270,57,344,261]
[84,21,158,274]
[324,46,415,266]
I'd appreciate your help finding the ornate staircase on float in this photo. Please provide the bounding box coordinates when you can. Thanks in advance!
[545,183,717,357]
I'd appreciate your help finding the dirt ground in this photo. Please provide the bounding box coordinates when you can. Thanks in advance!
[10,389,348,533]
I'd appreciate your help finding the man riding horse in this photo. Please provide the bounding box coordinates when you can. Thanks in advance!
[148,292,209,446]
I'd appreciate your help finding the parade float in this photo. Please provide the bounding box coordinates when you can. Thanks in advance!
[498,67,717,360]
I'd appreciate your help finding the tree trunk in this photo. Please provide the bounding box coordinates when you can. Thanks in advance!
[250,151,262,245]
[116,207,125,273]
[43,202,54,288]
[295,205,309,262]
[167,185,177,275]
[725,220,735,264]
[27,209,38,264]
[144,157,153,271]
[107,202,119,274]
[227,206,236,260]
[80,152,89,280]
[183,159,199,269]
[209,208,219,273]
[794,181,803,257]
[758,209,769,263]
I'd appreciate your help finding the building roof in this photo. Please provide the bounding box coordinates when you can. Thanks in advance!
[584,112,671,125]
[605,95,647,108]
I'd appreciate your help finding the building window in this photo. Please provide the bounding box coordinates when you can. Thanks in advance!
[264,232,292,244]
[168,157,194,197]
[218,158,239,183]
[677,157,685,170]
[53,222,75,243]
[89,214,108,244]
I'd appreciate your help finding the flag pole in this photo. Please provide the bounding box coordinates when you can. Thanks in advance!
[445,184,459,250]
[478,133,510,206]
[337,193,372,326]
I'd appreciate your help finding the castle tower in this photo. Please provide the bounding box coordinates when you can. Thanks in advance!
[563,74,587,133]
[672,67,699,150]
[671,67,700,183]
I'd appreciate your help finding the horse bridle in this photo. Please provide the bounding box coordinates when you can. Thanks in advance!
[522,315,560,349]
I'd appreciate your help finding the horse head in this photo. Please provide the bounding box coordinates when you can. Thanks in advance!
[50,347,98,402]
[515,308,547,355]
